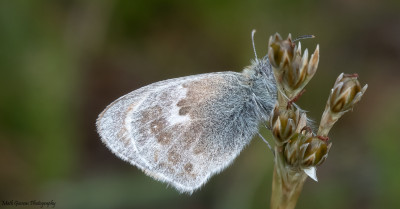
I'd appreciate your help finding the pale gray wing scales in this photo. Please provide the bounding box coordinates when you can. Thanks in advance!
[127,73,260,192]
[97,72,261,193]
[96,75,198,171]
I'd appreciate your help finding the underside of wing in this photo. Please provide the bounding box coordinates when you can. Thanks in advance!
[97,72,261,193]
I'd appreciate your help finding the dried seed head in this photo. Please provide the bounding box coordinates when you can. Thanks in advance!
[270,105,301,145]
[283,127,313,167]
[283,133,302,166]
[268,33,295,69]
[282,48,308,91]
[268,33,320,99]
[300,137,331,167]
[329,73,368,113]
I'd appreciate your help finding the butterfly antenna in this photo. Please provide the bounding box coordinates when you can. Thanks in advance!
[258,133,274,156]
[293,35,315,42]
[251,29,258,61]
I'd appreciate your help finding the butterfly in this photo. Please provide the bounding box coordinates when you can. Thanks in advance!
[96,31,277,193]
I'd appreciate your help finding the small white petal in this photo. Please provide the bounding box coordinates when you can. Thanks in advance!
[303,167,318,182]
[307,45,319,75]
[275,33,283,41]
[361,84,368,93]
[288,33,292,41]
[335,73,344,86]
[301,49,309,71]
[296,42,302,54]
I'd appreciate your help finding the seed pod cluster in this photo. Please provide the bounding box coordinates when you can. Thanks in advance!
[268,33,319,99]
[267,33,367,176]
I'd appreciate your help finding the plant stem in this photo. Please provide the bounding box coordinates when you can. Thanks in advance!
[270,146,307,209]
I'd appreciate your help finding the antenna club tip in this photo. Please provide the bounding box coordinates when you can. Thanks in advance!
[293,35,316,42]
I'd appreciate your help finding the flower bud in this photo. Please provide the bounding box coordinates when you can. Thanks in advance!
[268,33,295,68]
[300,137,331,167]
[283,127,314,167]
[329,73,368,113]
[283,133,302,166]
[268,33,320,99]
[270,105,303,145]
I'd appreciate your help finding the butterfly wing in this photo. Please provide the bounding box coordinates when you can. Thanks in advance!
[97,72,261,193]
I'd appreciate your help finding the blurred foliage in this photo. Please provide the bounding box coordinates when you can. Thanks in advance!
[0,0,399,208]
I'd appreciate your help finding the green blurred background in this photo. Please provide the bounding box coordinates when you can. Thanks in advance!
[0,0,399,209]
